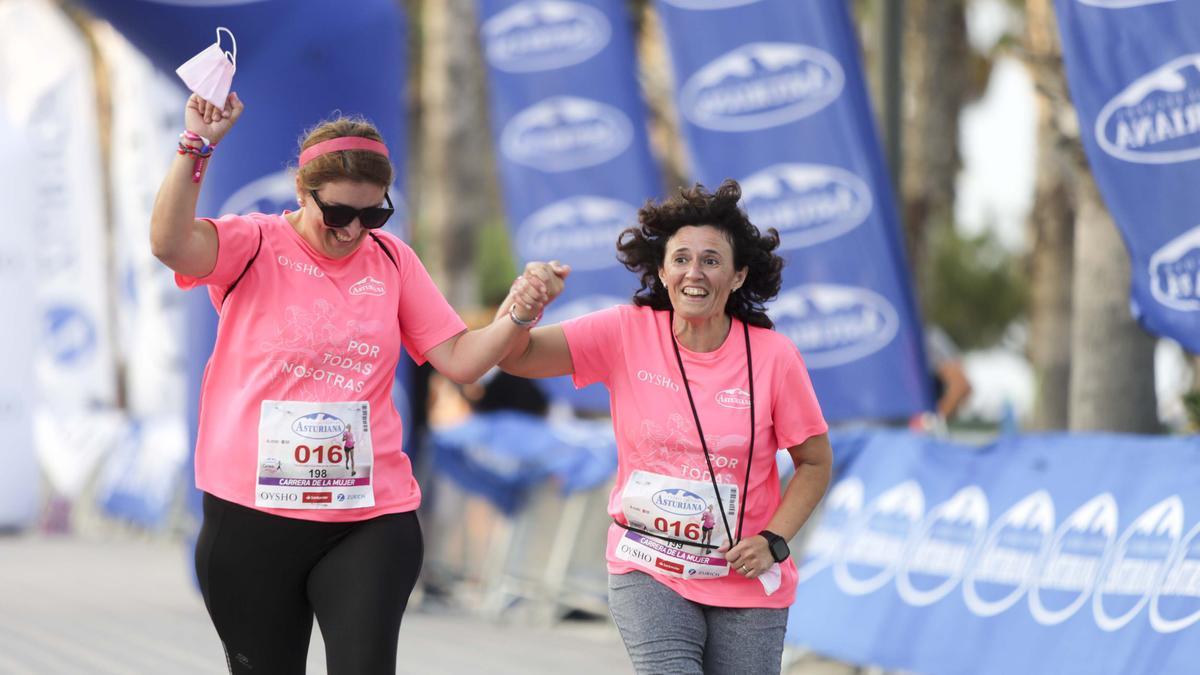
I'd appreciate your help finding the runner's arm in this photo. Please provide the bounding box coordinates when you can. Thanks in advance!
[767,432,833,540]
[424,261,569,384]
[150,93,244,277]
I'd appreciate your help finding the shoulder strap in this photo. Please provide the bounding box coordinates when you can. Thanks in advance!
[220,224,264,306]
[369,231,399,270]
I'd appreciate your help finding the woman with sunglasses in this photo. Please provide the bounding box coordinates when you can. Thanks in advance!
[151,93,567,674]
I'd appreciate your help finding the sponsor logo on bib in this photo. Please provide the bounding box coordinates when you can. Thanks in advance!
[652,488,707,516]
[291,413,347,440]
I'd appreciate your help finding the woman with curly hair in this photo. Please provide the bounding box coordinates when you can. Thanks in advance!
[500,179,832,674]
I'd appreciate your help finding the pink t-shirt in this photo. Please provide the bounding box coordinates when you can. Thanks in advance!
[176,212,466,521]
[561,304,828,608]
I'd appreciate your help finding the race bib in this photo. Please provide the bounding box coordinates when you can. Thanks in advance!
[615,470,739,579]
[255,400,374,509]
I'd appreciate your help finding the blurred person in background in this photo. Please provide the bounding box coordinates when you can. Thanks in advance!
[501,180,833,675]
[927,324,973,421]
[150,91,564,674]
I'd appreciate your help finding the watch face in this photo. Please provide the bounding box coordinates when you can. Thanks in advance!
[770,538,789,562]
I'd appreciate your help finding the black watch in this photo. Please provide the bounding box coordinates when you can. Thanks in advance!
[759,530,790,563]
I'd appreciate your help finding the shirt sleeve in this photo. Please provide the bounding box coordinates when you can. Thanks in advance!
[559,305,624,389]
[772,342,829,449]
[390,236,468,365]
[174,213,262,294]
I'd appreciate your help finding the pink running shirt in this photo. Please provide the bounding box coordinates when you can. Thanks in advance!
[176,212,466,521]
[561,305,828,608]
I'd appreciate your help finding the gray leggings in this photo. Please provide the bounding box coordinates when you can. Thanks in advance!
[608,571,788,675]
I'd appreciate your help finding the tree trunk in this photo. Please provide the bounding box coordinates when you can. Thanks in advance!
[634,1,688,192]
[900,0,968,300]
[1068,171,1158,432]
[1023,0,1074,430]
[416,0,495,310]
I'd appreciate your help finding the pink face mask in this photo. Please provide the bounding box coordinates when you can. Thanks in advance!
[176,27,237,108]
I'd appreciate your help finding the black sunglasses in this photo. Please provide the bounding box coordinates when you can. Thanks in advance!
[309,190,395,230]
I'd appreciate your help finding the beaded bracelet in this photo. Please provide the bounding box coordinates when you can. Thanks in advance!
[179,131,217,183]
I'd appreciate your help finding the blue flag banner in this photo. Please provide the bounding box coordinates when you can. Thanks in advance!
[654,0,930,421]
[789,430,1200,675]
[1055,0,1200,352]
[477,0,664,410]
[79,0,410,515]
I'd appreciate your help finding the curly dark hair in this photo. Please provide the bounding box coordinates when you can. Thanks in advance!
[617,179,784,329]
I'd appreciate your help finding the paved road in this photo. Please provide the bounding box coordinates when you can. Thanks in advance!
[0,534,865,675]
[0,535,631,674]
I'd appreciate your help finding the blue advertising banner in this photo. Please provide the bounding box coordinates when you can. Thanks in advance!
[430,411,617,514]
[654,0,930,422]
[79,0,410,512]
[1055,0,1200,352]
[477,0,664,410]
[789,430,1200,675]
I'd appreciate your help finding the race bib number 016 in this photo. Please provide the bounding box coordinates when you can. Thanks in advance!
[256,400,373,510]
[615,470,738,580]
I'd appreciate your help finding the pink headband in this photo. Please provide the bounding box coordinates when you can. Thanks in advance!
[299,137,390,167]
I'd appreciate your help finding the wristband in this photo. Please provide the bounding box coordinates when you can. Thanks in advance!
[179,130,217,183]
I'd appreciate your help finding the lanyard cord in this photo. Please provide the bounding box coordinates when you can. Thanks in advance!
[669,311,755,547]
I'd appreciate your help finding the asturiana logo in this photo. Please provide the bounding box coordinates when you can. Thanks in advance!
[740,163,872,250]
[349,276,386,297]
[1149,225,1200,311]
[680,42,844,132]
[660,0,763,8]
[798,477,863,583]
[715,388,750,409]
[1151,517,1200,633]
[652,488,707,516]
[516,196,636,271]
[500,96,633,172]
[769,285,899,369]
[1093,495,1183,631]
[1029,493,1117,626]
[482,0,611,73]
[291,413,346,440]
[896,486,989,607]
[962,490,1055,617]
[834,481,925,596]
[1096,54,1200,164]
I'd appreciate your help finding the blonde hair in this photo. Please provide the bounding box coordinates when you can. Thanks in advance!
[296,115,393,190]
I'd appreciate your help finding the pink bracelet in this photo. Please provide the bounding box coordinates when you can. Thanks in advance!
[180,131,217,183]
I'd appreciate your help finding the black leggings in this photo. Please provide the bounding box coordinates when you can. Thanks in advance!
[195,493,423,674]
